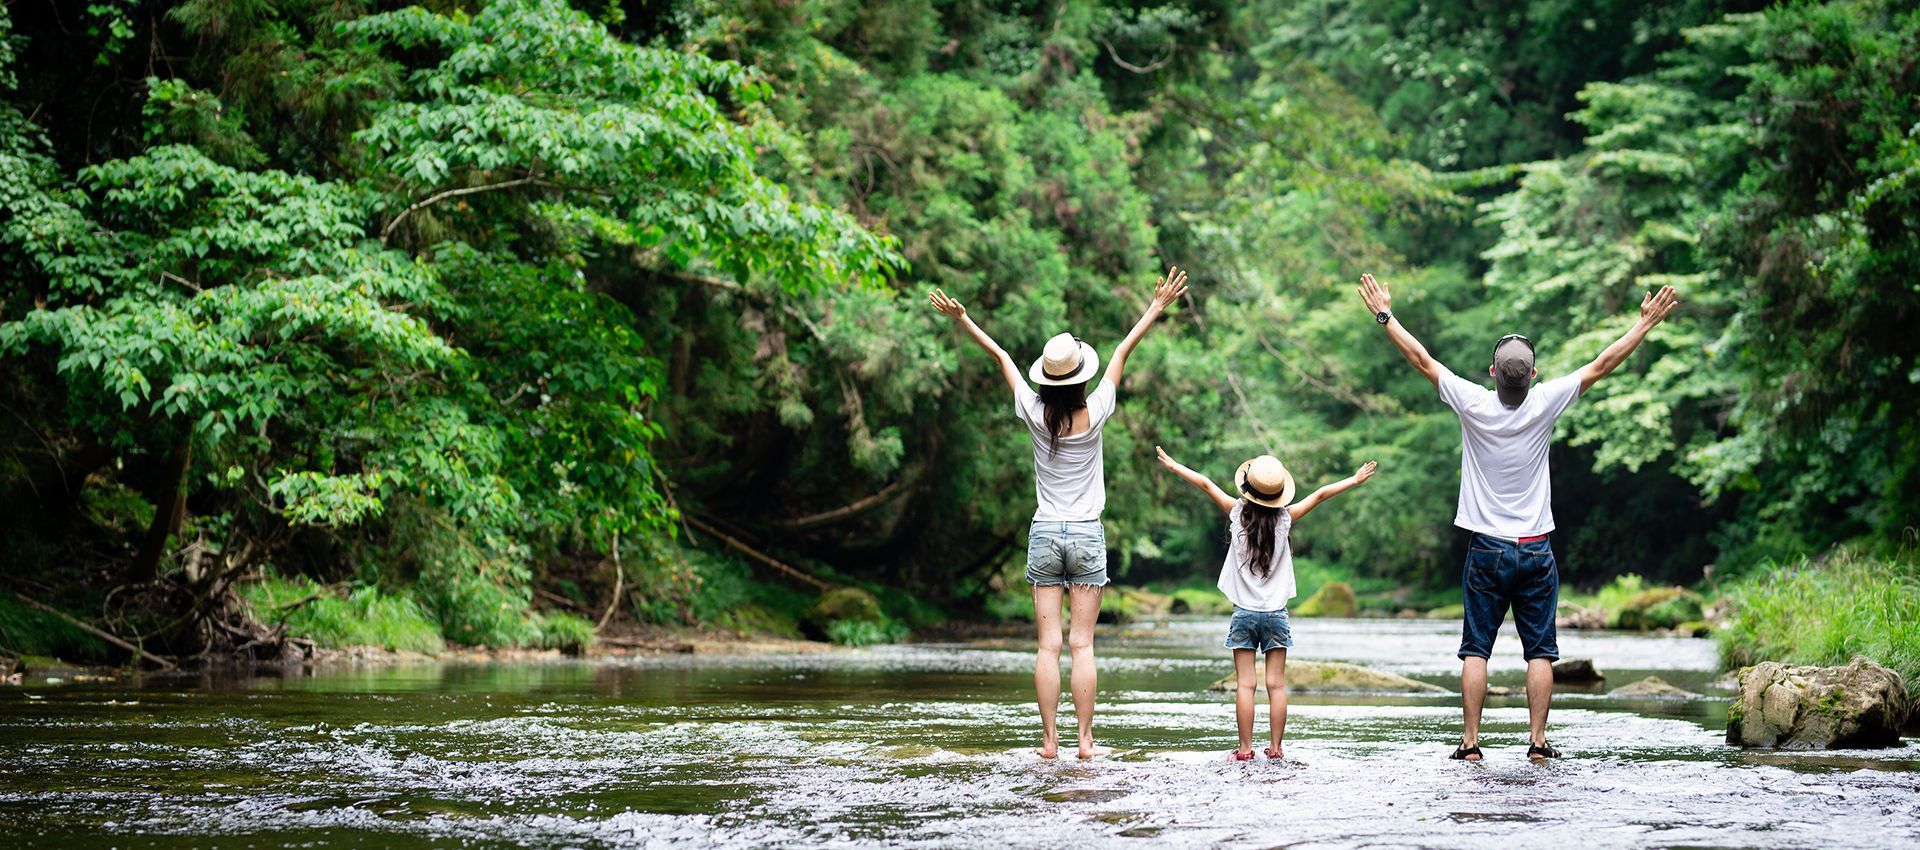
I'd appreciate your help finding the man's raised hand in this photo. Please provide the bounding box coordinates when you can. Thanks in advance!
[1357,273,1391,316]
[1151,266,1189,313]
[1639,285,1679,327]
[928,288,967,321]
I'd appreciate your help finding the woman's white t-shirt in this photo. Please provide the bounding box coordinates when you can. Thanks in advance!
[1217,502,1296,611]
[1013,379,1117,522]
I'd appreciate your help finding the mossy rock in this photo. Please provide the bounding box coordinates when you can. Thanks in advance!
[716,603,802,640]
[1168,588,1232,616]
[1294,582,1358,618]
[1423,603,1466,620]
[1208,660,1448,694]
[801,588,883,639]
[1608,676,1700,699]
[1099,587,1173,624]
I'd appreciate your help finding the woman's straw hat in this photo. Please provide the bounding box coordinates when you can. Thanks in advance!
[1234,455,1296,508]
[1028,332,1100,386]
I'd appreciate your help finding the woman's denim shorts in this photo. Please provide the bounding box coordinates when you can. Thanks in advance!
[1225,607,1293,653]
[1025,520,1109,587]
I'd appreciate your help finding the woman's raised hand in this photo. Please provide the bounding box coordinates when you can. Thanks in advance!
[928,288,967,321]
[1150,266,1189,313]
[1353,460,1379,484]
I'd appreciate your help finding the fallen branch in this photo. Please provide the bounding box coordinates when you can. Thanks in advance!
[533,588,594,614]
[778,477,912,528]
[683,516,833,592]
[596,531,624,632]
[12,592,177,670]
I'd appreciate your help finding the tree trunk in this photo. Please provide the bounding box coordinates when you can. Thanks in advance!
[129,437,191,584]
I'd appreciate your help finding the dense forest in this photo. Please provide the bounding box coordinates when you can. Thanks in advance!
[1,0,1915,657]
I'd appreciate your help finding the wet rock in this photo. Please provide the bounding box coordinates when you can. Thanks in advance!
[1609,676,1699,699]
[1551,658,1604,683]
[1486,685,1518,697]
[801,588,883,640]
[1423,603,1465,620]
[1100,587,1173,624]
[1207,660,1449,694]
[1294,582,1358,618]
[1556,605,1607,630]
[1727,656,1910,749]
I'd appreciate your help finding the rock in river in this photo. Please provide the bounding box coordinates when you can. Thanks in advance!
[1727,656,1911,749]
[1551,658,1604,683]
[1608,676,1699,699]
[1208,660,1449,694]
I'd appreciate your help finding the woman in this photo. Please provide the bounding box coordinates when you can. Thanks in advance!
[928,266,1188,759]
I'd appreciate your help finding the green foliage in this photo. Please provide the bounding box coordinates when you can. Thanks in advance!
[240,576,446,654]
[825,617,906,647]
[1718,548,1920,691]
[0,597,111,662]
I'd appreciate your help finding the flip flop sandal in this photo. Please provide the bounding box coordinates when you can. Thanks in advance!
[1264,748,1283,760]
[1448,744,1483,761]
[1231,750,1255,761]
[1527,742,1562,760]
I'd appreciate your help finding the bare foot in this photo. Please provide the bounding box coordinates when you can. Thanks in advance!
[1076,743,1112,760]
[1036,732,1059,759]
[1035,745,1058,759]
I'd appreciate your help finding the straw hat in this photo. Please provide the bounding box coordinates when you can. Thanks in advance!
[1028,332,1100,386]
[1234,455,1296,508]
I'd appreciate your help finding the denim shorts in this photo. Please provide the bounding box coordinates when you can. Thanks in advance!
[1459,533,1560,661]
[1224,607,1293,653]
[1025,520,1109,587]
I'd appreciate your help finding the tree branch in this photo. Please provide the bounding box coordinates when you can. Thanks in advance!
[1101,39,1173,74]
[683,515,833,592]
[12,592,176,670]
[381,174,545,242]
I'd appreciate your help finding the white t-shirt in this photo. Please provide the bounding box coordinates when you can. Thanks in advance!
[1014,379,1118,522]
[1217,502,1296,611]
[1436,370,1582,539]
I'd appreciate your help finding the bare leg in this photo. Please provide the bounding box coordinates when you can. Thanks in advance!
[1525,657,1553,748]
[1067,584,1109,759]
[1264,649,1288,759]
[1232,649,1257,758]
[1032,584,1064,758]
[1459,655,1487,761]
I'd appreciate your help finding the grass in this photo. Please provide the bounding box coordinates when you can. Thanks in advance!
[240,575,447,654]
[0,596,111,663]
[1717,548,1920,690]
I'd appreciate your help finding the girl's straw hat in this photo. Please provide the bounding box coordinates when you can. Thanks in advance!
[1235,455,1296,508]
[1029,332,1100,386]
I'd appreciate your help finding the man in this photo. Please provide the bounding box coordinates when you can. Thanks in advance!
[1355,272,1679,761]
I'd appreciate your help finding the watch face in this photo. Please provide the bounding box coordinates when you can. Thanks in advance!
[1376,311,1390,324]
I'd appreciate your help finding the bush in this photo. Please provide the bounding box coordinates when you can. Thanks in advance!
[241,575,446,654]
[528,611,595,655]
[826,617,908,647]
[627,542,807,637]
[1718,548,1920,690]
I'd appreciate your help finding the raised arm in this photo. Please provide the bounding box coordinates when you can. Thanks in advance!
[1574,285,1679,394]
[928,289,1024,396]
[1155,445,1237,514]
[1105,266,1188,390]
[1356,273,1444,387]
[1287,461,1377,521]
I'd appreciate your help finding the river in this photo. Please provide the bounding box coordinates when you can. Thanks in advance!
[3,618,1916,848]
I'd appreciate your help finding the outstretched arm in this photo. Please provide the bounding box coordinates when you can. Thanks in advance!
[1288,461,1377,521]
[1155,445,1237,514]
[928,289,1024,396]
[1356,273,1444,387]
[1574,285,1679,394]
[1105,266,1189,390]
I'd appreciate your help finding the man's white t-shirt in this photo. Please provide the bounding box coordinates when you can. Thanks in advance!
[1217,502,1296,611]
[1014,379,1118,522]
[1436,371,1582,539]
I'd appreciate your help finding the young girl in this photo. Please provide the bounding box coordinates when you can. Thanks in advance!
[928,266,1188,760]
[1156,447,1377,761]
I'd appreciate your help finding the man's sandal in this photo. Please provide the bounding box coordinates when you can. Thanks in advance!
[1527,741,1562,760]
[1448,744,1482,761]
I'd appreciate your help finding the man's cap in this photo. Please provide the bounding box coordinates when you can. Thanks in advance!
[1494,336,1534,407]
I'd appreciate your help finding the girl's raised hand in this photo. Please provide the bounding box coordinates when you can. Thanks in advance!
[1151,266,1189,312]
[1154,445,1179,471]
[1353,460,1378,484]
[928,288,967,320]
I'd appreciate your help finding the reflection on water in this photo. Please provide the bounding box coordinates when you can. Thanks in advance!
[1,619,1914,849]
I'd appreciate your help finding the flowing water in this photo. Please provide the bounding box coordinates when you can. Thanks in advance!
[3,618,1917,849]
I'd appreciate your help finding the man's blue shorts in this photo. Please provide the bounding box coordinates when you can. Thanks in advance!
[1458,533,1560,662]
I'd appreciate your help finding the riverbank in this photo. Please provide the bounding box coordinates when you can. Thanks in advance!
[1716,547,1919,692]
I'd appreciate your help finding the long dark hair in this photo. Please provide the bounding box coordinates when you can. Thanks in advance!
[1037,382,1088,456]
[1238,501,1284,579]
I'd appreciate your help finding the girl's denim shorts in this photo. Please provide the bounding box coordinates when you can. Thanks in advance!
[1224,606,1293,653]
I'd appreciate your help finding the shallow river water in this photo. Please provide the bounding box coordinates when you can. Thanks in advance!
[3,618,1917,849]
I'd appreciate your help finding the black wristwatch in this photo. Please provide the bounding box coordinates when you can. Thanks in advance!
[1375,310,1393,325]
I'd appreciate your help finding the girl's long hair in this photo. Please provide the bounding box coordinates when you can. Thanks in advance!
[1037,382,1088,456]
[1238,500,1284,579]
